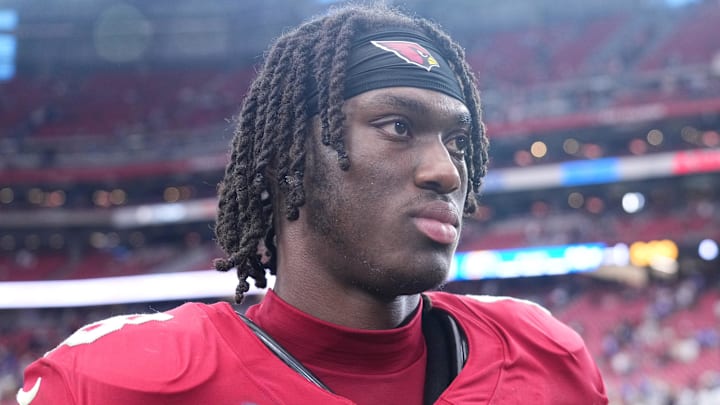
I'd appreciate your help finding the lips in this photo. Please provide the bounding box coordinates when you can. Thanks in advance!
[411,201,460,245]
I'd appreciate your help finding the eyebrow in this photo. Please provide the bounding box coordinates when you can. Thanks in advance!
[371,93,472,126]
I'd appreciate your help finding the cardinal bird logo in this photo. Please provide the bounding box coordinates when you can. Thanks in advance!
[371,40,440,71]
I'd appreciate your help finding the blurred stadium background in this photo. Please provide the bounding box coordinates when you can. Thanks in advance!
[1,0,719,403]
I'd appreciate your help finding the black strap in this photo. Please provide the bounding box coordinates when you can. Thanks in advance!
[237,312,334,393]
[421,295,468,405]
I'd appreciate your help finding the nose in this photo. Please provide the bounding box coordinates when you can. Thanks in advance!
[414,137,462,195]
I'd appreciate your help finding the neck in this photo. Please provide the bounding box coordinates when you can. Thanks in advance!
[273,220,423,330]
[274,277,421,329]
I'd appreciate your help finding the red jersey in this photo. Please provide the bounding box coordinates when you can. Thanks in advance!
[18,292,607,404]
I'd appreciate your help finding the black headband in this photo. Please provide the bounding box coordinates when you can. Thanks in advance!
[307,29,466,116]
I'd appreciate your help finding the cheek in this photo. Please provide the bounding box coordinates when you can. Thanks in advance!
[348,154,406,202]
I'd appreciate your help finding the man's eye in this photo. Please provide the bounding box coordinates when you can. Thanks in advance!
[393,121,409,136]
[448,135,470,155]
[374,117,411,137]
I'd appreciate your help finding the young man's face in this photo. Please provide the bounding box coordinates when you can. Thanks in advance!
[301,86,470,298]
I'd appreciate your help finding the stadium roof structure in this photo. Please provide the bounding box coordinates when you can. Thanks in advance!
[3,0,678,70]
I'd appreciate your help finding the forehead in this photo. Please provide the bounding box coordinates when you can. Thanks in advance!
[346,87,471,123]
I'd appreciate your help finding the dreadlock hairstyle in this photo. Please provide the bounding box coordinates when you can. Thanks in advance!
[214,4,490,303]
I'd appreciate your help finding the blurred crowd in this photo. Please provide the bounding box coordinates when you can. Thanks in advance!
[2,2,719,172]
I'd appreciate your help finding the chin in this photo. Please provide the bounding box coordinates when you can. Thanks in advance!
[370,263,450,298]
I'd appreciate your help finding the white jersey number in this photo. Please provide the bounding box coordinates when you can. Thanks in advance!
[50,312,173,353]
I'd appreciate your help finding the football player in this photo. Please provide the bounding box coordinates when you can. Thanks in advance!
[19,4,608,404]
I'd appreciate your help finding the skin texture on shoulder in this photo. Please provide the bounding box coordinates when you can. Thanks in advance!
[212,4,489,329]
